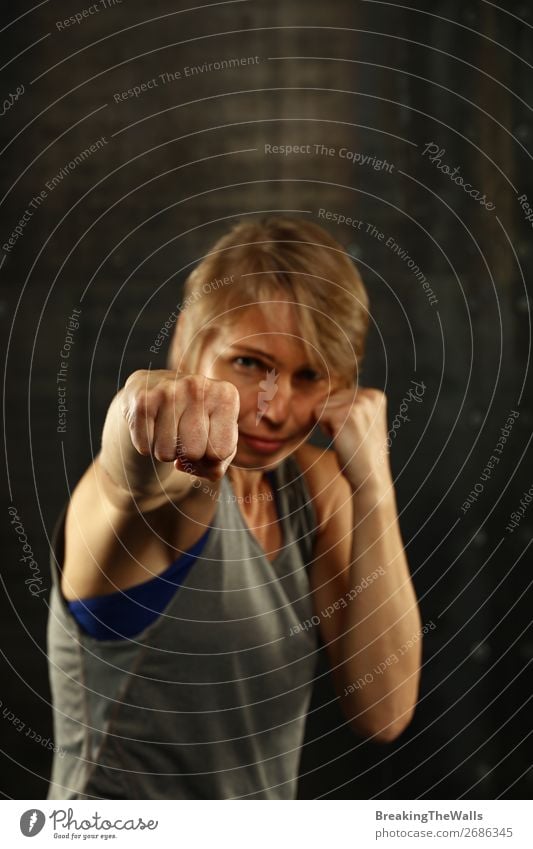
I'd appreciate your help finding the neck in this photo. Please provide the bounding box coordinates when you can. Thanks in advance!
[226,465,268,501]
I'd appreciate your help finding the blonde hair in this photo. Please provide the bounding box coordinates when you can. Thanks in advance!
[168,216,369,386]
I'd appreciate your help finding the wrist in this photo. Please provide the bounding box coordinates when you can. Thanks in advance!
[349,473,396,505]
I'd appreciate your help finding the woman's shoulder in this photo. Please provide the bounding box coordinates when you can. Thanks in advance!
[293,442,352,533]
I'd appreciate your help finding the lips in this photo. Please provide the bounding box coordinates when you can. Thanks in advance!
[239,431,288,453]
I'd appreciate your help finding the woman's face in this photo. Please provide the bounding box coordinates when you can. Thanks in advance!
[192,301,345,468]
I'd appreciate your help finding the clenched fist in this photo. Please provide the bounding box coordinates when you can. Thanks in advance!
[120,370,240,481]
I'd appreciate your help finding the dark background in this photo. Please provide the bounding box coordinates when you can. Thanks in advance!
[1,0,532,799]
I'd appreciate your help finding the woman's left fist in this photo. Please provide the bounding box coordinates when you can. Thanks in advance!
[313,386,391,493]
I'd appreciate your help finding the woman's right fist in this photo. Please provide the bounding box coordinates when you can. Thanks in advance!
[120,370,240,480]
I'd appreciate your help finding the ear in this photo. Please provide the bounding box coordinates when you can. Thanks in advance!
[346,370,359,391]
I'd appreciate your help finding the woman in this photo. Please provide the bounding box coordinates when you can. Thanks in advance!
[47,216,422,799]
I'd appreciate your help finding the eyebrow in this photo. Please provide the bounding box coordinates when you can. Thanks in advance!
[230,344,319,372]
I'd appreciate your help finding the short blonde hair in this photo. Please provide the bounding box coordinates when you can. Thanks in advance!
[168,216,369,386]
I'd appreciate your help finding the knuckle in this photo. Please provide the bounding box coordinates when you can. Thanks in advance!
[131,394,151,420]
[125,368,149,388]
[217,380,240,409]
[185,374,206,398]
[145,382,176,415]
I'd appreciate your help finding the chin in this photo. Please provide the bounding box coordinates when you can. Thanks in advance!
[233,446,292,469]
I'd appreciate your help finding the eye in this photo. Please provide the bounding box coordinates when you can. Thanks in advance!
[295,368,324,382]
[233,356,264,370]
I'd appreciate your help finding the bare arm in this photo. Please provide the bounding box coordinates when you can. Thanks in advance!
[309,388,422,742]
[339,482,421,740]
[61,370,240,599]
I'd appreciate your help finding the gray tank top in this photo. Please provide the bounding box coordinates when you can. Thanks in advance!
[47,453,320,799]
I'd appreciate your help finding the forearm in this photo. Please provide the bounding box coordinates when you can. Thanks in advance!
[339,482,422,739]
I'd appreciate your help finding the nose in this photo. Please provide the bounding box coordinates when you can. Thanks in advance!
[257,372,291,425]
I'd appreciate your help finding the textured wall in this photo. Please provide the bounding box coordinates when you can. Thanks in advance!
[1,0,532,799]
